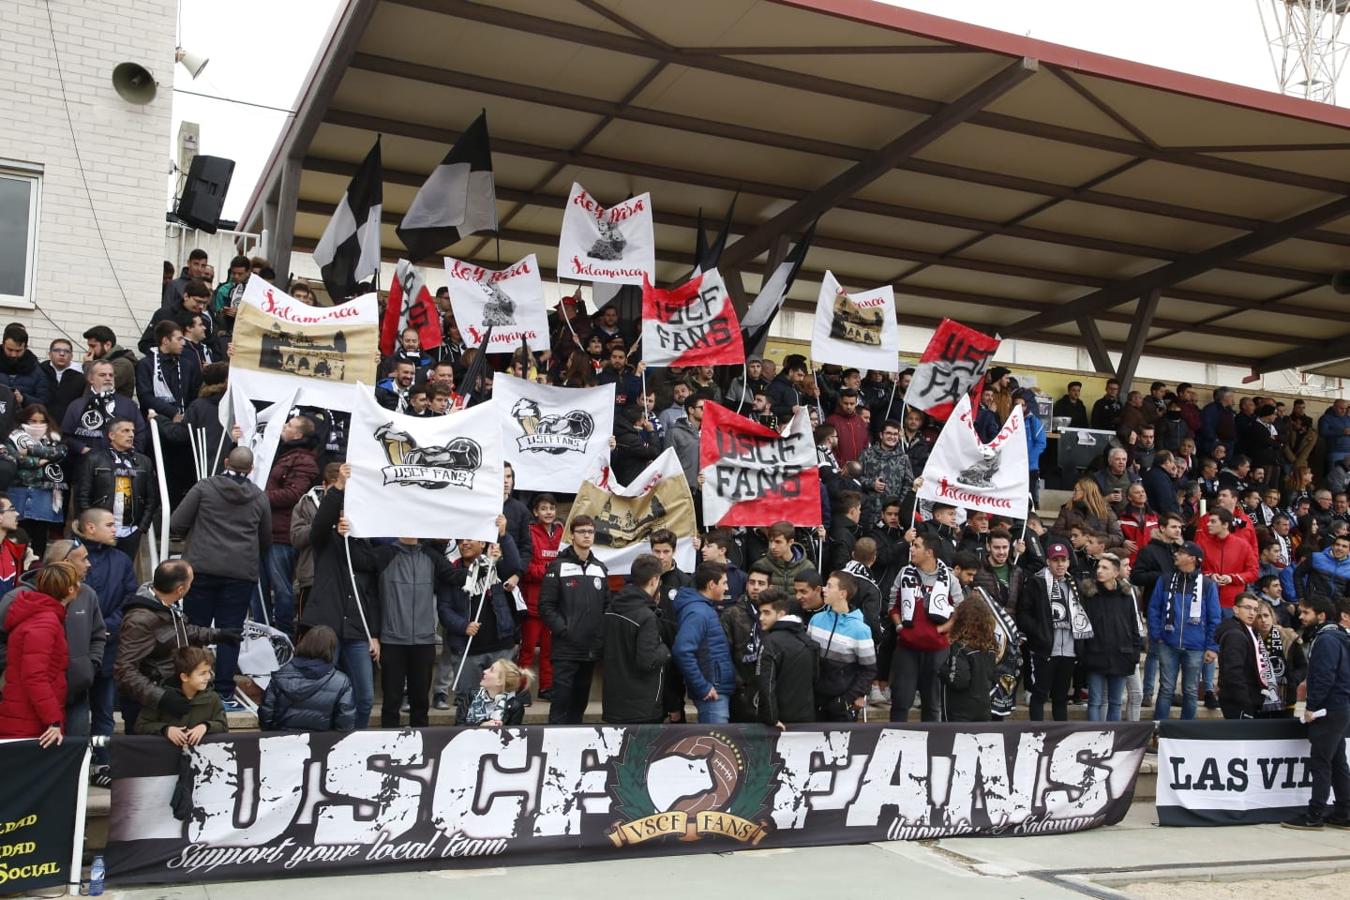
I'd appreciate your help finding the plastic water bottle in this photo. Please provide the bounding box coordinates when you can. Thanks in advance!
[89,855,105,896]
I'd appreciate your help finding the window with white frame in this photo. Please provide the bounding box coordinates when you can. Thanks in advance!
[0,167,41,307]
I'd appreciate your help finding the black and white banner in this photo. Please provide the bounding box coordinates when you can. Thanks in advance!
[105,723,1148,884]
[493,373,614,492]
[0,738,88,893]
[1156,719,1350,826]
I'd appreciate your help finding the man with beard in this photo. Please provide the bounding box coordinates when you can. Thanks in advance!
[376,360,417,413]
[858,420,914,530]
[972,528,1025,613]
[826,388,870,466]
[0,323,49,406]
[768,355,807,423]
[82,326,137,399]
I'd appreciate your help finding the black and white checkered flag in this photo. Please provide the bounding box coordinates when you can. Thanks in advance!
[313,137,383,303]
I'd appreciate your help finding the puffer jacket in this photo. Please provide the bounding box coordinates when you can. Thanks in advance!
[756,618,817,725]
[0,349,49,406]
[538,546,609,662]
[0,590,67,736]
[757,543,813,594]
[113,585,221,709]
[1308,548,1350,598]
[266,442,318,544]
[83,541,137,677]
[259,656,356,732]
[0,575,105,703]
[672,587,736,701]
[601,584,670,724]
[857,441,914,527]
[522,520,563,614]
[1079,584,1144,676]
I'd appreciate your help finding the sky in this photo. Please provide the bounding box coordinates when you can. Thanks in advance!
[168,0,1315,224]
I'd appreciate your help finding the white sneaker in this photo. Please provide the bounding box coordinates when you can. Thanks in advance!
[867,685,885,705]
[880,685,892,704]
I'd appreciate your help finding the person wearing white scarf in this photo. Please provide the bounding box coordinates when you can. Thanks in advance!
[889,532,962,723]
[1214,594,1268,719]
[1015,541,1084,722]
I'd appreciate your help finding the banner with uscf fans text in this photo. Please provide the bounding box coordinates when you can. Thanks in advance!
[700,403,821,527]
[104,722,1149,884]
[640,269,745,368]
[0,738,87,893]
[1156,719,1350,826]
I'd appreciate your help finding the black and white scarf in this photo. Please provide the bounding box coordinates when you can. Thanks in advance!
[972,584,1021,717]
[1250,623,1281,712]
[898,560,954,626]
[1165,569,1206,625]
[1041,567,1093,639]
[78,389,119,434]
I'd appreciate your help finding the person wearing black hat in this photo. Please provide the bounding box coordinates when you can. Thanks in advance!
[1147,541,1221,721]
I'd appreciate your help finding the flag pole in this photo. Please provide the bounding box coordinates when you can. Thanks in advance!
[1012,492,1035,566]
[451,558,498,693]
[734,359,748,415]
[186,424,200,482]
[342,534,375,643]
[148,414,173,564]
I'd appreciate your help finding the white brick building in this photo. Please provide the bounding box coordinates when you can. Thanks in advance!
[0,0,176,352]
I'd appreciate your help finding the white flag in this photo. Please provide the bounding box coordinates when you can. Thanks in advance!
[345,385,503,542]
[810,270,899,372]
[230,385,297,490]
[916,394,1029,520]
[563,448,696,575]
[557,183,654,285]
[493,373,615,493]
[444,255,549,353]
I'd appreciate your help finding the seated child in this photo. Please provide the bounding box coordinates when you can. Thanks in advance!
[464,659,530,727]
[134,646,228,745]
[260,625,356,732]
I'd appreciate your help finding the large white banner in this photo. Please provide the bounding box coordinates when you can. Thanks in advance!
[916,394,1029,520]
[563,448,696,575]
[810,271,898,372]
[557,183,654,285]
[230,384,297,489]
[344,386,502,542]
[492,373,614,493]
[443,255,549,353]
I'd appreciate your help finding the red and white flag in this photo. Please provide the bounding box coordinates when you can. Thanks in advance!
[915,394,1028,520]
[381,259,443,356]
[907,318,1001,421]
[699,402,820,527]
[640,269,745,368]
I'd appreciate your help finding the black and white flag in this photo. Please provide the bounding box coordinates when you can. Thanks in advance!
[313,138,383,303]
[396,112,497,261]
[740,222,814,356]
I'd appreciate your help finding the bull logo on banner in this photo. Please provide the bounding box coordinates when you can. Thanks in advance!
[375,422,481,489]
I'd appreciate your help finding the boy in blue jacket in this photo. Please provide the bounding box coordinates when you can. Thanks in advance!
[808,570,877,721]
[1285,594,1350,830]
[1148,541,1221,721]
[672,562,735,724]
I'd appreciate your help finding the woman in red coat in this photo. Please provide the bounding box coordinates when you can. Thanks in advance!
[519,494,563,699]
[1117,483,1159,566]
[0,561,82,745]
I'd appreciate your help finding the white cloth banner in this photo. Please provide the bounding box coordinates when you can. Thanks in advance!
[810,270,898,372]
[444,255,549,353]
[230,384,297,490]
[492,373,614,492]
[563,448,696,575]
[345,385,503,542]
[557,182,654,285]
[916,394,1029,520]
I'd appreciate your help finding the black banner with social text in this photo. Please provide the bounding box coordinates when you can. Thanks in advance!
[106,722,1150,884]
[0,738,86,893]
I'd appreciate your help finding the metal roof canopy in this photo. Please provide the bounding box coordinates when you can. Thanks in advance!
[244,0,1350,381]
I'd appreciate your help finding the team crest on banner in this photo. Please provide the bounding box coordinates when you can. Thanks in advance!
[916,394,1029,520]
[908,319,1001,421]
[444,255,549,353]
[345,385,502,541]
[640,269,745,368]
[493,373,615,492]
[557,183,655,285]
[564,448,696,574]
[810,271,898,372]
[699,403,821,528]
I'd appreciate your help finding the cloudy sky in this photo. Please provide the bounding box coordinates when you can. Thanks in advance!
[169,0,1313,222]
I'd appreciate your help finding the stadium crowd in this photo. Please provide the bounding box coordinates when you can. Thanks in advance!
[0,247,1347,829]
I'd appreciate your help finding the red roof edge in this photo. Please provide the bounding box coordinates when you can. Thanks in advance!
[772,0,1350,131]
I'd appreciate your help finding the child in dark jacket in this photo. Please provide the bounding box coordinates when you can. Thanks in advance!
[939,600,999,723]
[465,659,530,727]
[260,625,356,732]
[134,646,228,743]
[756,589,818,728]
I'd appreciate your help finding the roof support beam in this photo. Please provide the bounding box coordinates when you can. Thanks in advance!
[271,156,303,288]
[1115,289,1161,395]
[717,56,1038,272]
[1004,194,1350,337]
[1254,331,1350,374]
[1079,318,1115,375]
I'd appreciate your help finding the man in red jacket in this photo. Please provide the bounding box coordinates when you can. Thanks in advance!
[1215,486,1259,559]
[519,493,562,700]
[1196,508,1260,612]
[825,389,871,466]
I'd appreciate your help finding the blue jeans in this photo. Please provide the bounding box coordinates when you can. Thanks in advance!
[694,693,731,724]
[90,672,116,766]
[184,573,254,700]
[1201,607,1236,694]
[1154,642,1203,721]
[337,639,375,729]
[1143,639,1161,700]
[1086,672,1127,721]
[257,544,297,635]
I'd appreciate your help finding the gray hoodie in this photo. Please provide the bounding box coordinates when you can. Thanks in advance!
[170,473,272,581]
[0,575,106,704]
[376,542,454,645]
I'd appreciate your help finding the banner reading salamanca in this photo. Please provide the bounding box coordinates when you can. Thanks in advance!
[557,183,655,285]
[916,394,1029,521]
[699,403,821,527]
[104,722,1150,884]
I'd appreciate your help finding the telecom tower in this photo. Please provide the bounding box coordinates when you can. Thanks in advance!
[1257,0,1350,102]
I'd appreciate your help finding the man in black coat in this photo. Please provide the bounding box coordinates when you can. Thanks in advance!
[1215,594,1266,719]
[39,337,85,426]
[1053,381,1090,430]
[538,515,610,724]
[1142,450,1181,516]
[756,589,817,727]
[601,554,670,724]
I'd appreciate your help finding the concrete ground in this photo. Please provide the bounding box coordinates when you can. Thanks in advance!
[103,805,1350,900]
